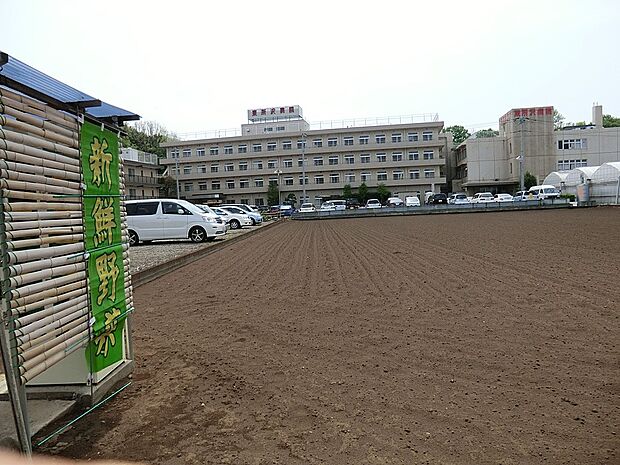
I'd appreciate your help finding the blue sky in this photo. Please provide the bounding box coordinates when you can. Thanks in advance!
[2,0,618,135]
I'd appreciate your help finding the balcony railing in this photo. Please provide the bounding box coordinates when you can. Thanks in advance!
[126,175,160,186]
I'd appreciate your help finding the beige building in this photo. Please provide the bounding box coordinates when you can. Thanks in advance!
[451,104,620,195]
[120,148,161,199]
[161,107,449,206]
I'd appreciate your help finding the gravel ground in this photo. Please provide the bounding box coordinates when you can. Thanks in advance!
[128,221,273,274]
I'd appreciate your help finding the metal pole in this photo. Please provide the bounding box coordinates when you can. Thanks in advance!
[519,117,525,191]
[0,192,32,455]
[616,175,620,205]
[301,132,307,203]
[175,155,180,199]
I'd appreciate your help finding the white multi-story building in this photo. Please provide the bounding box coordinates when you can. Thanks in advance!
[160,106,450,206]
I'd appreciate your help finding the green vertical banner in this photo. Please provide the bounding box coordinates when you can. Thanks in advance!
[80,121,127,373]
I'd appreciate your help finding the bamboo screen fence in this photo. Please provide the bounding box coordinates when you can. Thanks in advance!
[0,85,133,386]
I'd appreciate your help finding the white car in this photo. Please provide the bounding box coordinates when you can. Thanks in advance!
[471,192,495,203]
[298,202,316,212]
[221,204,263,225]
[213,206,253,229]
[529,185,561,200]
[386,197,403,207]
[320,201,336,211]
[494,193,514,202]
[365,199,382,209]
[405,196,421,207]
[452,193,470,205]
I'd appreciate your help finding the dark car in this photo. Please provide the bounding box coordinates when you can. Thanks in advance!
[345,198,360,209]
[428,193,448,204]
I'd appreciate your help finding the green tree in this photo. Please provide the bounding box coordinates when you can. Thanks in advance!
[474,128,499,138]
[603,114,620,127]
[120,120,177,158]
[524,171,537,190]
[267,183,280,206]
[443,125,471,146]
[553,109,565,130]
[158,175,177,198]
[343,184,353,199]
[357,182,369,203]
[376,183,391,203]
[284,192,297,207]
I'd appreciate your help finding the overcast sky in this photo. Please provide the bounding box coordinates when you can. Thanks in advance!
[2,0,618,136]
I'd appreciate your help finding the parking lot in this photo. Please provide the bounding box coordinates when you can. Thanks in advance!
[41,208,619,464]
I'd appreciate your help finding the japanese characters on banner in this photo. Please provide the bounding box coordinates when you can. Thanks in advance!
[80,121,127,372]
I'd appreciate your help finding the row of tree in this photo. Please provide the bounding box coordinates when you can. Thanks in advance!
[268,182,393,207]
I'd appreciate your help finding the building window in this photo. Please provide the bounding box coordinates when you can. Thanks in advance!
[210,164,219,173]
[408,151,419,161]
[393,170,404,180]
[239,161,248,171]
[409,169,420,179]
[284,177,294,186]
[269,177,278,186]
[276,126,285,132]
[252,143,262,152]
[407,132,419,142]
[254,178,264,187]
[375,134,386,144]
[283,159,293,168]
[240,198,250,204]
[226,180,235,189]
[282,141,292,150]
[345,173,355,183]
[314,175,325,184]
[327,138,338,147]
[344,137,354,146]
[422,131,433,141]
[212,181,221,190]
[224,145,233,155]
[264,127,273,132]
[170,149,179,159]
[267,142,277,151]
[298,158,305,167]
[255,198,265,206]
[376,153,387,162]
[267,160,278,169]
[198,181,208,191]
[558,159,588,170]
[197,165,207,174]
[297,140,306,149]
[558,138,588,150]
[183,149,191,157]
[196,148,206,157]
[184,183,193,192]
[391,133,402,143]
[183,165,192,174]
[344,155,354,164]
[359,135,369,145]
[224,163,234,172]
[360,172,371,182]
[424,168,435,178]
[392,152,403,162]
[328,155,339,165]
[313,157,324,166]
[377,172,387,181]
[360,154,371,164]
[313,139,323,148]
[238,144,247,153]
[330,173,340,183]
[239,179,250,188]
[209,147,219,156]
[252,160,263,170]
[299,176,308,185]
[423,150,434,160]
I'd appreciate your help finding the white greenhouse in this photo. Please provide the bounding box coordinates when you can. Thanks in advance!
[543,171,570,187]
[590,162,620,204]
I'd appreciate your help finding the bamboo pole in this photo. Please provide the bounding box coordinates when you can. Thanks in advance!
[1,189,81,203]
[0,166,82,190]
[1,94,78,132]
[3,201,82,212]
[4,210,82,222]
[0,147,80,174]
[19,329,89,375]
[0,159,82,184]
[1,116,78,148]
[0,138,80,168]
[18,319,88,362]
[5,217,82,232]
[9,253,83,277]
[16,305,88,342]
[10,271,87,301]
[7,233,84,250]
[0,88,79,129]
[20,336,87,384]
[1,128,79,159]
[18,314,88,354]
[9,262,86,288]
[1,105,78,140]
[5,226,83,240]
[8,242,84,264]
[14,294,88,328]
[1,179,81,196]
[10,282,86,317]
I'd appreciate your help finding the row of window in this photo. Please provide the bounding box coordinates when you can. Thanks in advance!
[182,169,437,192]
[557,159,587,170]
[172,151,437,174]
[169,132,435,158]
[557,138,587,150]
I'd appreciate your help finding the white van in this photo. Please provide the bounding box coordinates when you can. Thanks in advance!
[126,199,227,245]
[528,185,560,200]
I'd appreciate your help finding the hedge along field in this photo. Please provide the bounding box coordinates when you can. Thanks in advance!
[40,208,619,465]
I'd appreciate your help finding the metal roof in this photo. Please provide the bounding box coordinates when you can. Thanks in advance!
[0,51,139,124]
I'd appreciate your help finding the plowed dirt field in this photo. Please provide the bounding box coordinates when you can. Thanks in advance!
[40,208,619,464]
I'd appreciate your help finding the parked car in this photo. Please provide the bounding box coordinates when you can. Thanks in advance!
[452,193,470,205]
[405,196,421,207]
[386,197,404,207]
[126,199,226,245]
[471,192,495,203]
[320,201,336,211]
[427,193,448,204]
[221,204,263,225]
[494,193,514,202]
[365,199,382,209]
[512,191,533,201]
[218,206,254,229]
[345,198,360,209]
[529,185,561,200]
[331,200,347,210]
[298,202,316,213]
[279,204,294,216]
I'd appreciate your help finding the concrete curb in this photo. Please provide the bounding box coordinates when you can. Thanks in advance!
[132,220,284,288]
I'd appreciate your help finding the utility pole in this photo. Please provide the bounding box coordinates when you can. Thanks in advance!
[519,116,525,191]
[174,153,180,199]
[301,132,307,203]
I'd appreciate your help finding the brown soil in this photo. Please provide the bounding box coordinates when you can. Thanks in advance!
[38,208,619,464]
